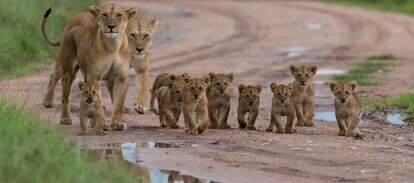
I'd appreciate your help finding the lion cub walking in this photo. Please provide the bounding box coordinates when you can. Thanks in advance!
[78,81,106,136]
[289,64,317,127]
[267,83,296,133]
[156,80,185,129]
[207,73,234,129]
[329,81,362,137]
[237,84,261,130]
[182,76,211,135]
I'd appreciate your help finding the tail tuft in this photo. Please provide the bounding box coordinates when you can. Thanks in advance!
[44,8,52,18]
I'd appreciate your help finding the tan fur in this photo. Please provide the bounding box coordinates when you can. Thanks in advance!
[237,84,261,130]
[43,4,136,130]
[289,64,317,127]
[156,81,185,128]
[150,73,191,113]
[78,81,106,136]
[207,73,234,129]
[267,83,296,133]
[329,81,362,137]
[182,76,211,135]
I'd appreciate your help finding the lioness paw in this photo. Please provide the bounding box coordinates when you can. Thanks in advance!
[122,107,131,113]
[265,128,273,132]
[186,129,199,135]
[275,128,285,133]
[285,128,296,133]
[111,123,127,131]
[219,124,231,129]
[60,118,72,125]
[170,124,180,129]
[78,131,87,136]
[96,131,106,136]
[304,120,314,127]
[209,124,219,129]
[295,121,304,126]
[338,131,346,136]
[135,106,145,114]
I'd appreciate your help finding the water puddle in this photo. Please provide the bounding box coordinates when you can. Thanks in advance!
[280,47,308,58]
[82,141,215,183]
[387,113,405,125]
[304,23,323,30]
[315,92,331,99]
[314,80,326,85]
[317,68,346,75]
[314,111,336,122]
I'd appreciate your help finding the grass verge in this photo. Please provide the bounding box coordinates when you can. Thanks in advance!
[0,0,96,80]
[333,54,395,85]
[0,100,142,183]
[364,94,414,122]
[323,0,414,15]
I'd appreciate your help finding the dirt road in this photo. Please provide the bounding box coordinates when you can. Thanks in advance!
[1,0,414,182]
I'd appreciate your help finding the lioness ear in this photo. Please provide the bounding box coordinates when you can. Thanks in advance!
[270,83,277,92]
[287,83,294,92]
[89,5,101,17]
[289,64,298,74]
[202,75,211,85]
[169,75,177,81]
[348,80,357,91]
[227,73,234,82]
[309,65,318,76]
[238,84,246,93]
[149,18,158,30]
[125,7,137,19]
[328,81,338,92]
[78,81,85,90]
[255,84,262,93]
[208,72,216,80]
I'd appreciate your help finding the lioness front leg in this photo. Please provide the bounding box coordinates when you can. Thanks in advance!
[134,70,148,114]
[294,103,305,126]
[219,106,231,129]
[60,70,77,125]
[110,76,128,131]
[43,62,62,108]
[304,99,315,127]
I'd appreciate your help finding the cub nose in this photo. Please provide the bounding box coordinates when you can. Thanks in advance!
[280,100,285,103]
[249,102,254,105]
[136,48,144,53]
[340,99,346,103]
[301,81,305,85]
[107,25,116,31]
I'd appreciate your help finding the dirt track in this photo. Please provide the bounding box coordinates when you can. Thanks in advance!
[2,0,414,182]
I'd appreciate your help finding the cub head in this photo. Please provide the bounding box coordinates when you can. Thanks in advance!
[185,75,210,101]
[238,84,261,107]
[270,83,294,106]
[168,73,191,84]
[90,4,136,39]
[329,81,357,105]
[78,81,100,105]
[168,80,185,103]
[290,64,317,87]
[127,18,158,59]
[208,73,234,96]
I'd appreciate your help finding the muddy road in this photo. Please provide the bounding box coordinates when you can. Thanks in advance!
[2,0,414,182]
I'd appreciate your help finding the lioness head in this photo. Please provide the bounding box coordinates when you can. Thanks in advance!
[329,81,357,105]
[90,4,136,39]
[127,18,158,59]
[208,73,234,96]
[290,64,317,87]
[185,76,210,101]
[238,84,261,107]
[78,81,100,105]
[271,83,294,106]
[168,81,185,103]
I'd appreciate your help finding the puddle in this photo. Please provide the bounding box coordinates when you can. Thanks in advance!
[387,113,405,125]
[304,23,323,30]
[260,46,308,58]
[314,80,326,85]
[314,111,337,122]
[317,68,346,75]
[315,92,331,99]
[82,141,214,183]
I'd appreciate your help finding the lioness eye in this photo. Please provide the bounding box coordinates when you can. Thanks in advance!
[102,13,107,18]
[285,93,288,95]
[337,91,341,94]
[143,34,149,39]
[129,34,136,39]
[116,13,122,18]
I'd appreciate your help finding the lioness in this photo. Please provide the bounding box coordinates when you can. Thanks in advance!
[78,81,106,136]
[237,84,261,130]
[207,73,234,129]
[156,81,185,128]
[289,64,317,127]
[329,81,362,137]
[182,76,211,135]
[150,73,191,114]
[43,4,136,130]
[267,83,296,133]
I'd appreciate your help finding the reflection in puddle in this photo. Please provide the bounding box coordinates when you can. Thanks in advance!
[83,141,213,183]
[314,111,336,122]
[317,68,346,75]
[387,113,405,125]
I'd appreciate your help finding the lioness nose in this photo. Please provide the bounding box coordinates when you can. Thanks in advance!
[136,48,144,53]
[107,25,116,30]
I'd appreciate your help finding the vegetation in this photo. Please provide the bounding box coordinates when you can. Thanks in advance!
[0,100,142,183]
[0,0,96,79]
[364,94,414,122]
[333,54,395,85]
[323,0,414,15]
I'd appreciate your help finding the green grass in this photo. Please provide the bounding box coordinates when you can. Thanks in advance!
[364,93,414,122]
[323,0,414,15]
[0,0,97,79]
[333,54,395,85]
[0,100,142,183]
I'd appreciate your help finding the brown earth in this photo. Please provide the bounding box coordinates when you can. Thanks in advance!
[1,0,414,182]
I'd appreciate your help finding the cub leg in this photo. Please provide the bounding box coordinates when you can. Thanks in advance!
[237,110,247,129]
[158,105,167,128]
[219,106,231,129]
[304,100,315,127]
[208,107,219,129]
[294,103,305,126]
[164,109,179,129]
[285,111,296,133]
[336,114,347,136]
[246,110,258,130]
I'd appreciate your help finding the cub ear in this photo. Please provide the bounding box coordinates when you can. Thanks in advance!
[182,73,190,79]
[202,75,211,85]
[149,18,158,30]
[255,84,262,93]
[78,81,85,90]
[289,64,298,74]
[309,65,318,76]
[89,5,101,17]
[169,74,177,81]
[328,81,338,92]
[208,72,216,80]
[93,81,100,90]
[287,83,294,92]
[168,81,174,89]
[125,7,137,19]
[270,83,277,92]
[348,80,357,91]
[238,84,246,93]
[227,73,234,82]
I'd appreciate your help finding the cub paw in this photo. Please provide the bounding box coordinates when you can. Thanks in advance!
[135,106,145,114]
[304,120,314,127]
[170,124,180,129]
[60,118,72,125]
[122,107,131,113]
[338,131,346,136]
[246,125,256,130]
[285,128,296,133]
[238,122,247,129]
[209,123,219,129]
[295,121,304,126]
[275,128,285,133]
[160,124,167,128]
[96,131,106,136]
[345,130,353,137]
[219,124,231,129]
[103,121,110,131]
[111,123,127,131]
[265,128,273,132]
[186,129,199,135]
[90,121,96,128]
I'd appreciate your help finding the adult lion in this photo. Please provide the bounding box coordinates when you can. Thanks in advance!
[44,4,136,130]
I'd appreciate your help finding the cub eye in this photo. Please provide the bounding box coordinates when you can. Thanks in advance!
[101,13,107,18]
[116,13,122,18]
[244,95,249,98]
[337,91,341,94]
[216,82,220,86]
[92,91,95,94]
[285,93,288,96]
[198,87,202,90]
[191,87,195,90]
[305,74,309,77]
[85,91,88,94]
[345,91,350,94]
[253,95,256,97]
[224,82,228,85]
[297,74,301,77]
[143,34,149,40]
[277,93,281,95]
[129,34,136,39]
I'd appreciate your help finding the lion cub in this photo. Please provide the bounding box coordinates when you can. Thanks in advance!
[182,76,211,135]
[156,80,185,129]
[329,81,362,137]
[289,64,317,127]
[78,81,106,136]
[267,83,296,133]
[237,84,261,130]
[150,73,191,114]
[207,73,234,129]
